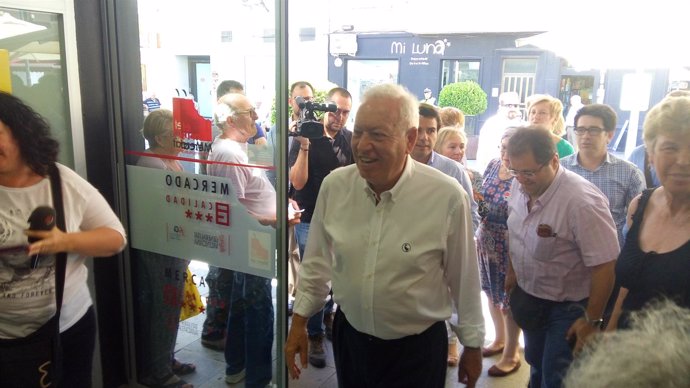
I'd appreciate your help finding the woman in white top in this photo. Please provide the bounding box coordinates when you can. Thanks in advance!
[0,91,126,387]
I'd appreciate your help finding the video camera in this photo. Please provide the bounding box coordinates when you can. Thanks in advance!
[290,96,337,139]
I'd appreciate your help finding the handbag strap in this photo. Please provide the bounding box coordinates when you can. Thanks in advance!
[47,164,67,316]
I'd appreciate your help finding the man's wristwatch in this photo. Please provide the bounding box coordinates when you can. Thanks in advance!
[583,314,604,329]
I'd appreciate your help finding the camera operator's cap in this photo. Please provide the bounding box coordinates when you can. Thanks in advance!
[424,88,431,93]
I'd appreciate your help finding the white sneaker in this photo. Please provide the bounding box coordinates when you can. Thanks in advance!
[225,369,246,384]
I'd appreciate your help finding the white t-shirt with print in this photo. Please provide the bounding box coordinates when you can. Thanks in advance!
[0,164,126,338]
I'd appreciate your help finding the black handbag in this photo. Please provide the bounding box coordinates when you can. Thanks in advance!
[509,285,554,331]
[0,164,67,387]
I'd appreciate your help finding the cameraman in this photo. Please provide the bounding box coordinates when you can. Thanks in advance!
[266,81,315,188]
[288,87,354,369]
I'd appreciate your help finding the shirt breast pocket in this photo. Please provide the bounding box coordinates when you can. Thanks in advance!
[533,236,558,262]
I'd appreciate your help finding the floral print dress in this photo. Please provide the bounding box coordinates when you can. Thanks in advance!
[477,158,514,308]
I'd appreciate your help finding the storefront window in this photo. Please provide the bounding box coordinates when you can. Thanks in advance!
[441,59,480,87]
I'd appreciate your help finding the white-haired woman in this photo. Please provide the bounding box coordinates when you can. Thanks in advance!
[608,95,690,330]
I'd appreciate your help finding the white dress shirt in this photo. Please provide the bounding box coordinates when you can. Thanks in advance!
[293,156,485,347]
[427,151,480,231]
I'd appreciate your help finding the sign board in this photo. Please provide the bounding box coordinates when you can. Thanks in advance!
[329,33,358,56]
[127,166,276,279]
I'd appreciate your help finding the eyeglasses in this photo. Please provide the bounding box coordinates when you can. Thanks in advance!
[574,126,605,135]
[503,104,519,108]
[508,162,548,178]
[234,107,257,116]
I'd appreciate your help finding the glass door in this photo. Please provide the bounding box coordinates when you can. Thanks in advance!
[125,1,285,387]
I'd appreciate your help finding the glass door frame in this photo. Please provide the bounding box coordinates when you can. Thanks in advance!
[1,0,87,175]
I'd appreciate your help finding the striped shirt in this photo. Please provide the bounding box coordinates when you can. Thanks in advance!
[560,152,645,246]
[507,167,618,301]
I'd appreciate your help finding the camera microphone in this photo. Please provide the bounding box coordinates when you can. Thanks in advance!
[28,206,56,269]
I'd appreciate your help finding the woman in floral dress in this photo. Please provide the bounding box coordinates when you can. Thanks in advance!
[476,128,522,377]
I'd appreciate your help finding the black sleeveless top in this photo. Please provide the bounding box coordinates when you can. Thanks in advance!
[615,188,690,328]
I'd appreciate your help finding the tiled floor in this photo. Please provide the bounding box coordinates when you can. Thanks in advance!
[167,262,530,388]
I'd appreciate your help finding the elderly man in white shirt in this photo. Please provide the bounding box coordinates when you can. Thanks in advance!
[285,83,485,388]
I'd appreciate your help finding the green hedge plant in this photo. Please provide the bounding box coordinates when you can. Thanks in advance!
[438,81,488,116]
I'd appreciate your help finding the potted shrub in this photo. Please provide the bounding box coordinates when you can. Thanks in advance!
[438,81,488,136]
[438,81,488,116]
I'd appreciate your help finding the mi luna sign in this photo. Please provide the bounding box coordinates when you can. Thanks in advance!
[390,39,451,56]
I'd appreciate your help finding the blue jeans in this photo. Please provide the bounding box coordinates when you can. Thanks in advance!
[523,300,587,388]
[224,272,274,388]
[294,222,333,336]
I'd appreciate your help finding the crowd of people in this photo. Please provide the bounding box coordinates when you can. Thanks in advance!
[143,82,688,388]
[2,77,688,388]
[284,85,690,388]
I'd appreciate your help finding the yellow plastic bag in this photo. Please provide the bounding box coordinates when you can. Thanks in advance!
[180,267,204,321]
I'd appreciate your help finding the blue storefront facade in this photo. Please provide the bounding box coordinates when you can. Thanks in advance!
[327,31,671,149]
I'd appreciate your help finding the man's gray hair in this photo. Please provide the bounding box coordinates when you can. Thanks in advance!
[563,299,690,388]
[361,83,419,133]
[214,93,243,128]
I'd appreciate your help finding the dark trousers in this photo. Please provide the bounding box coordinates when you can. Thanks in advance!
[202,266,235,340]
[60,306,96,388]
[131,249,189,381]
[332,308,447,388]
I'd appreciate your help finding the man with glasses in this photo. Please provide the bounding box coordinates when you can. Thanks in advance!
[476,91,524,173]
[505,126,618,388]
[201,81,268,351]
[288,87,354,368]
[560,104,644,246]
[207,93,283,387]
[216,79,267,146]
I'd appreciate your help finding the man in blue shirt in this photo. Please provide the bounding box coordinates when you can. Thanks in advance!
[413,103,479,230]
[143,92,161,112]
[560,104,644,246]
